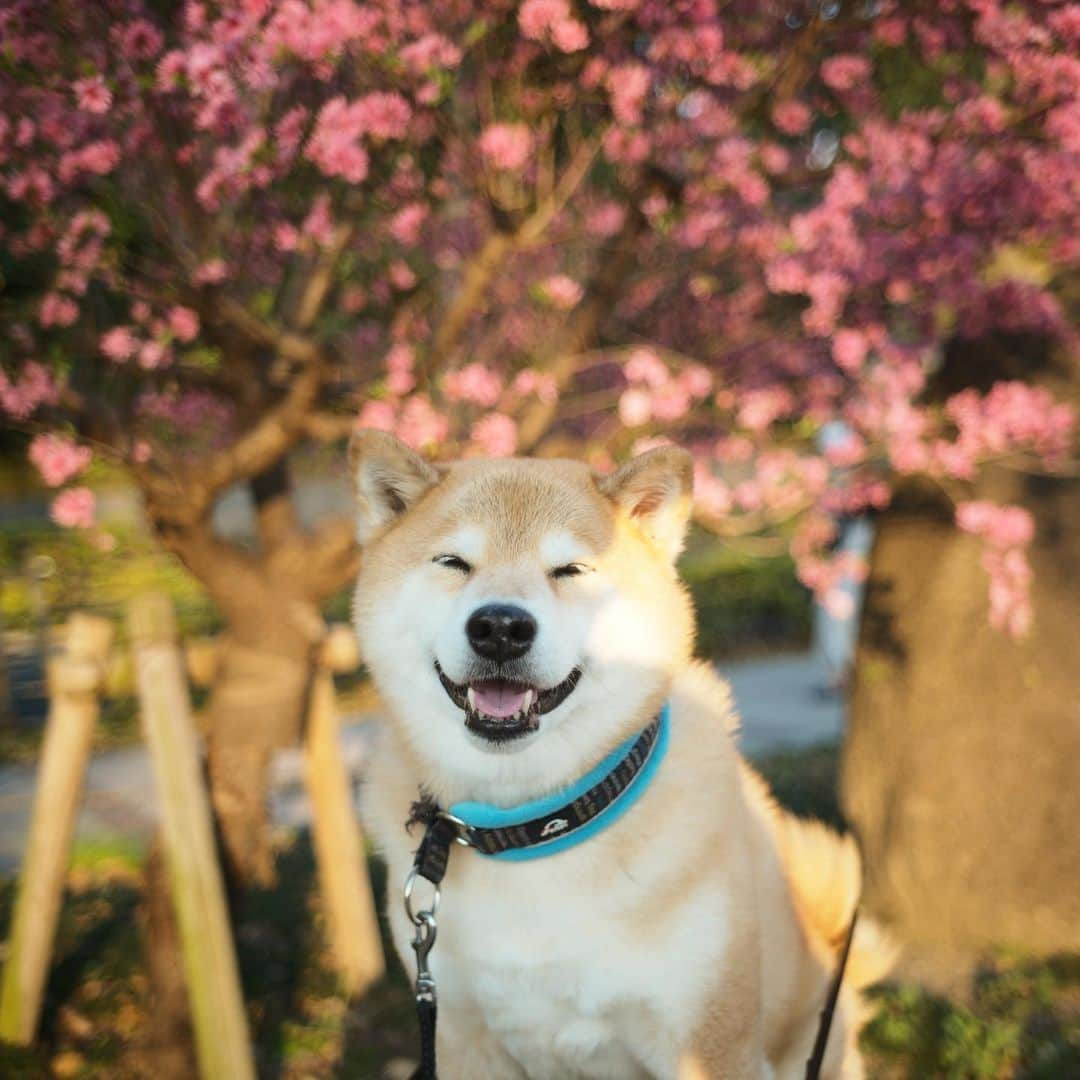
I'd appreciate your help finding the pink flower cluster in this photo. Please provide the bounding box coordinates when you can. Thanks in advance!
[956,501,1036,637]
[471,413,518,457]
[305,93,409,182]
[0,362,59,419]
[541,274,583,309]
[443,363,504,407]
[51,487,95,529]
[945,382,1075,469]
[518,0,589,52]
[28,434,92,487]
[479,124,533,172]
[607,64,651,126]
[618,349,713,426]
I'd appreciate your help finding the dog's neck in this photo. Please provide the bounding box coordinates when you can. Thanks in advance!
[383,685,670,810]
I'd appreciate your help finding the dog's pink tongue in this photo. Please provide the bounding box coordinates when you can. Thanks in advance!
[472,682,528,718]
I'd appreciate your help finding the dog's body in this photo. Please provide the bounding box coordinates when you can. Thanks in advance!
[351,433,893,1079]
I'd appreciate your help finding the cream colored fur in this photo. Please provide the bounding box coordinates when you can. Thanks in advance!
[350,432,894,1079]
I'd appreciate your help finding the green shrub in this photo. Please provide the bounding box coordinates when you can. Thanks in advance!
[679,534,812,659]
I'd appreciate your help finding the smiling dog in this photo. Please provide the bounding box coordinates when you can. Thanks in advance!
[352,431,893,1079]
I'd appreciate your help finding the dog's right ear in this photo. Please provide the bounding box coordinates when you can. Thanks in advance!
[350,429,442,543]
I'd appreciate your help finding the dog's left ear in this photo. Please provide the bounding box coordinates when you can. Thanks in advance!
[350,429,442,543]
[598,445,694,561]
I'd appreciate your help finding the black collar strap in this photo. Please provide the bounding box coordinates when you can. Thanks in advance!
[406,708,667,886]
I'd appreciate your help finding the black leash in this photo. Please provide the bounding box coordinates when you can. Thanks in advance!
[804,906,859,1080]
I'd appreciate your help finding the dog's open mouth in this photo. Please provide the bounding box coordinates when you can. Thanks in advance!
[434,661,582,743]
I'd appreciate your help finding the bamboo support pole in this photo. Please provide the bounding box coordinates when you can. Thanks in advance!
[0,614,114,1044]
[128,594,255,1080]
[305,645,385,997]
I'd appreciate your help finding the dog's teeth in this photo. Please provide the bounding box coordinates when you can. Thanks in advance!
[523,689,534,713]
[466,687,477,710]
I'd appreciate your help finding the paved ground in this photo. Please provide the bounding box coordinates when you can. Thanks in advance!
[0,651,842,873]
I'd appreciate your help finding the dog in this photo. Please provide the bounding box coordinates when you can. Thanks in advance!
[351,430,894,1079]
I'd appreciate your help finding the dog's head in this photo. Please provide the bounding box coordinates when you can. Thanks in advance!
[351,430,695,801]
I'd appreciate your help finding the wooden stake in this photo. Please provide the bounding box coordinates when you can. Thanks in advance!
[128,594,255,1080]
[0,614,113,1044]
[304,664,385,997]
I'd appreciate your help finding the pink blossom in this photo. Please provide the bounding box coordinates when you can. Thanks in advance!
[29,434,92,487]
[302,193,335,246]
[618,387,652,426]
[168,306,200,342]
[193,259,227,285]
[356,399,396,431]
[101,326,138,361]
[355,92,412,140]
[585,201,626,237]
[772,101,812,136]
[400,34,463,75]
[385,344,416,395]
[551,17,589,52]
[759,143,790,174]
[396,395,449,449]
[512,369,559,404]
[519,0,588,51]
[738,388,793,433]
[306,97,370,182]
[389,261,417,290]
[832,329,869,373]
[122,19,163,60]
[624,348,668,387]
[607,64,651,126]
[471,413,518,457]
[51,487,95,529]
[479,124,533,171]
[679,364,713,399]
[542,274,583,309]
[274,222,299,252]
[73,76,112,114]
[138,340,170,369]
[444,363,503,407]
[389,203,428,246]
[38,293,78,327]
[821,56,871,93]
[58,140,120,181]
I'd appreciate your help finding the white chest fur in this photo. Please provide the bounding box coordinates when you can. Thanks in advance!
[370,765,734,1080]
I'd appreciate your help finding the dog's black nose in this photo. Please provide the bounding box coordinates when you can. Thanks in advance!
[466,604,537,662]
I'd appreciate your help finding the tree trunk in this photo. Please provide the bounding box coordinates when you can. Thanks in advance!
[841,336,1080,968]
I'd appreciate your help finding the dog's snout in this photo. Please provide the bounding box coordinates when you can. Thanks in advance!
[466,604,537,662]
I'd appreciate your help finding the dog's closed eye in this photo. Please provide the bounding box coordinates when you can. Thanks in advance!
[550,563,590,580]
[434,554,472,573]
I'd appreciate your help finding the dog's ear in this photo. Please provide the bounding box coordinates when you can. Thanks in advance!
[598,445,694,561]
[350,429,442,543]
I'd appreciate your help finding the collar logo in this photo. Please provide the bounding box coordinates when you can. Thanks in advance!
[540,817,570,838]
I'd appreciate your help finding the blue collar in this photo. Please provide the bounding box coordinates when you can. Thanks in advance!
[445,702,671,862]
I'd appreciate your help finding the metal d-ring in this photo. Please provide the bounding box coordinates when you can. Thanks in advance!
[437,809,476,847]
[403,866,441,927]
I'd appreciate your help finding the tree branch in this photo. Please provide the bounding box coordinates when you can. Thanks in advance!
[515,200,648,452]
[421,133,605,378]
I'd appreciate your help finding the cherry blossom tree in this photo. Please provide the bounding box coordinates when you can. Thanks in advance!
[2,0,1078,974]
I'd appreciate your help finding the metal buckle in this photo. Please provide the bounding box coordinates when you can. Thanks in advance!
[437,809,476,848]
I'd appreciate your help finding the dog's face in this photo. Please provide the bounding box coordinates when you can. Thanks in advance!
[351,431,695,801]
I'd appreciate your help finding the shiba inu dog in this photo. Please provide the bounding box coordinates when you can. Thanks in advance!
[351,430,894,1080]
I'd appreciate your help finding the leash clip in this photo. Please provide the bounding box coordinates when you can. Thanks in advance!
[404,867,441,1004]
[411,910,438,1003]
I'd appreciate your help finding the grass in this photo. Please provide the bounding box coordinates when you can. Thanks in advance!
[2,743,1078,1078]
